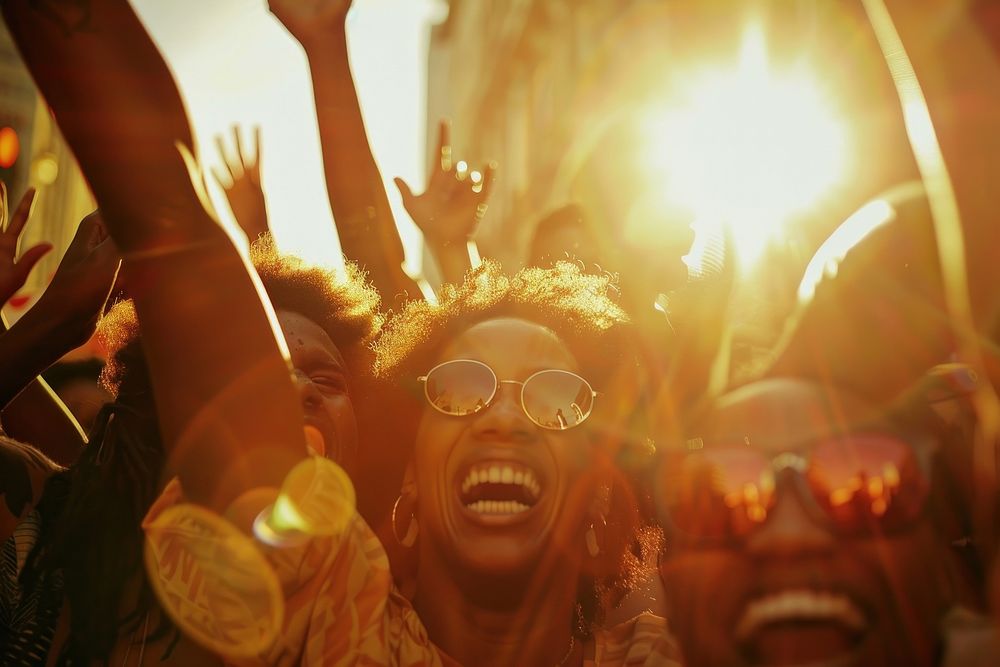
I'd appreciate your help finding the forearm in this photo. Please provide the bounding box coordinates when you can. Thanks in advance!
[430,242,474,286]
[2,0,204,253]
[301,31,416,299]
[123,243,305,508]
[0,297,90,466]
[0,308,79,409]
[4,0,305,509]
[2,379,86,467]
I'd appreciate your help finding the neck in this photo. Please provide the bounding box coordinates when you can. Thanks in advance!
[413,551,583,666]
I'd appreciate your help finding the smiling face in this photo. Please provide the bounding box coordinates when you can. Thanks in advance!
[411,317,599,583]
[658,379,951,667]
[277,309,359,473]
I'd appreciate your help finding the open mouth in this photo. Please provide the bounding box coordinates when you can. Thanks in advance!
[735,589,868,666]
[457,462,543,517]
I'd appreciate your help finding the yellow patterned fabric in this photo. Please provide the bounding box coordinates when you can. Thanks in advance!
[143,478,682,666]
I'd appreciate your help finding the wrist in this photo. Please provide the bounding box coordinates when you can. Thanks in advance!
[19,297,88,350]
[296,20,348,54]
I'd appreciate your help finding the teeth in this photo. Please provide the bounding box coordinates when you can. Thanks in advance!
[735,589,866,641]
[459,463,543,505]
[467,500,531,515]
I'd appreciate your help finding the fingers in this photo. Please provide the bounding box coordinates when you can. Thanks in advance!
[233,125,253,172]
[438,119,452,172]
[473,161,497,197]
[212,166,235,191]
[77,211,111,251]
[233,125,245,164]
[0,181,8,229]
[13,242,52,282]
[393,177,415,206]
[251,125,262,166]
[214,134,240,182]
[5,188,36,238]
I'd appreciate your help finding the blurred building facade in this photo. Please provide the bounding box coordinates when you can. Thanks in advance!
[428,0,636,267]
[426,0,939,273]
[0,23,93,321]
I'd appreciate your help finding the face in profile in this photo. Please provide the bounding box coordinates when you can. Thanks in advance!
[277,309,359,473]
[410,317,601,584]
[657,378,951,667]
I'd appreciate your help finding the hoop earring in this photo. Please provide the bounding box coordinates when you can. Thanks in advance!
[391,495,419,547]
[585,513,606,558]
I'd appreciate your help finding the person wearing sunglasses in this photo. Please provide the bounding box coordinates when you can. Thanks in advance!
[655,376,972,667]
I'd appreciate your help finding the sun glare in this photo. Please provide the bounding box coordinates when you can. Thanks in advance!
[646,24,849,271]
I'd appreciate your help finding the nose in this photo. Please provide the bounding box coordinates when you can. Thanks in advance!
[471,381,536,442]
[745,480,836,558]
[292,370,322,413]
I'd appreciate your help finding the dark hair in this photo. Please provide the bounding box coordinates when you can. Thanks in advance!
[375,260,632,389]
[374,260,657,635]
[24,242,381,664]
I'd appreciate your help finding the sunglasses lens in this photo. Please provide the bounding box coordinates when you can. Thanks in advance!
[521,370,595,430]
[424,360,496,416]
[666,449,776,539]
[808,434,929,533]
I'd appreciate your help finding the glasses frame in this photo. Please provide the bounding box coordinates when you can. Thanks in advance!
[659,431,935,547]
[417,358,598,431]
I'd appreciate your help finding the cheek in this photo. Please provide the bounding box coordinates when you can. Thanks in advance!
[413,412,465,475]
[550,432,596,473]
[864,529,952,625]
[660,550,747,653]
[325,395,357,427]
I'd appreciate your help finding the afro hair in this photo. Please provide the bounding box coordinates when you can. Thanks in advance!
[99,235,382,395]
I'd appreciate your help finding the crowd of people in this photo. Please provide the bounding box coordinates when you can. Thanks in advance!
[1,0,999,665]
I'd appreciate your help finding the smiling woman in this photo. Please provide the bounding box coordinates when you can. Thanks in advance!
[370,260,674,666]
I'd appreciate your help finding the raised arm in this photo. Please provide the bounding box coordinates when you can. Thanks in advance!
[0,211,121,464]
[2,0,305,510]
[394,120,497,286]
[269,0,417,302]
[213,124,271,243]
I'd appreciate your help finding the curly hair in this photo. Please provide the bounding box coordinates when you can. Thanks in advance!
[375,260,632,388]
[373,260,659,636]
[26,239,382,664]
[102,236,381,394]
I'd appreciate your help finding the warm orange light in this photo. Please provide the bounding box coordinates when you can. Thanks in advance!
[645,24,849,272]
[0,127,20,169]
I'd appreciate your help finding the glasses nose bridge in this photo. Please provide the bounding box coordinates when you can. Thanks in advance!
[745,452,835,556]
[473,378,535,437]
[772,452,807,474]
[493,378,525,408]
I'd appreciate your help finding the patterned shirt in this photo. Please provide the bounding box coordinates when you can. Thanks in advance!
[143,478,683,666]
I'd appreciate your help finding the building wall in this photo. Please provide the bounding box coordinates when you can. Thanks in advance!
[0,23,93,322]
[428,0,639,266]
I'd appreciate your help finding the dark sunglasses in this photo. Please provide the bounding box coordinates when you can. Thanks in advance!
[417,359,598,431]
[660,433,931,543]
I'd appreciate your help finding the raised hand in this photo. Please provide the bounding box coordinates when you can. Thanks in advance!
[269,0,353,43]
[213,125,270,242]
[395,121,497,251]
[35,211,121,348]
[0,184,51,308]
